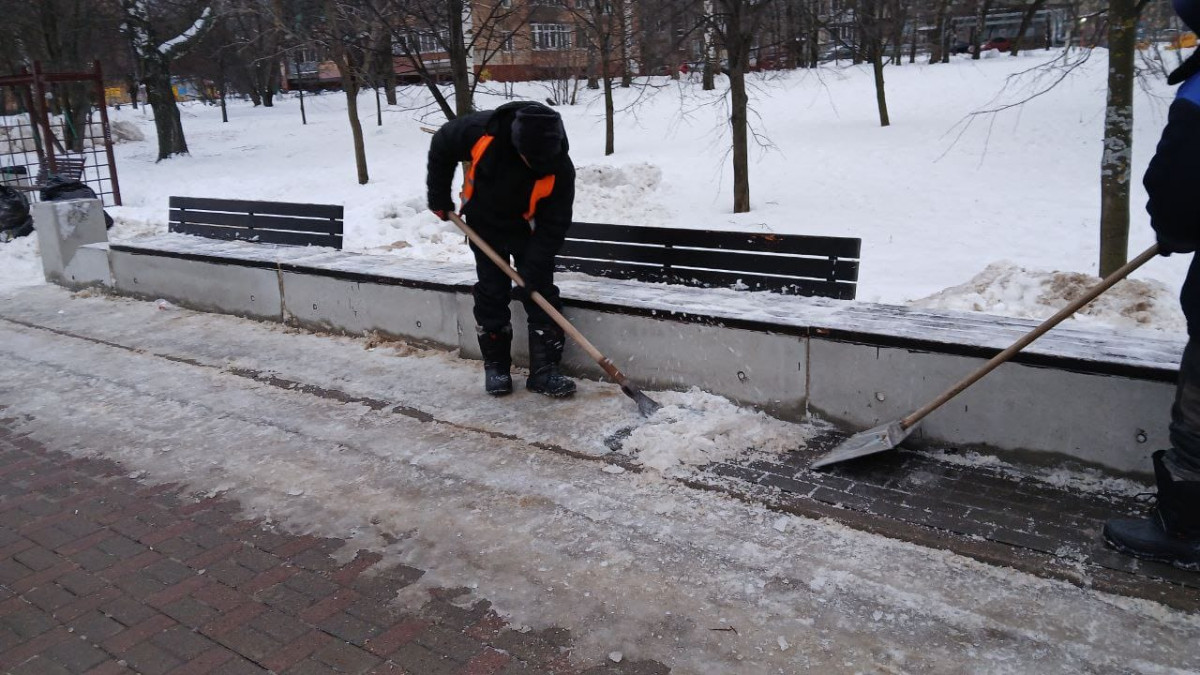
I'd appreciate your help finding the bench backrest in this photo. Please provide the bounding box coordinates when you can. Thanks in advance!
[37,156,87,184]
[169,196,344,249]
[556,222,860,299]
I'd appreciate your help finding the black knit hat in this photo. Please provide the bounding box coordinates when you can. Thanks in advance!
[511,103,566,170]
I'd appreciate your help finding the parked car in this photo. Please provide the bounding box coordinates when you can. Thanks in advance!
[819,43,857,62]
[948,40,971,54]
[980,36,1013,52]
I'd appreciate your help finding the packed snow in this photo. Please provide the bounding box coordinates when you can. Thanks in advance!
[3,47,1196,336]
[1,286,1196,672]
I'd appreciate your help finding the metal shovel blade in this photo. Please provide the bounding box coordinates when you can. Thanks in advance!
[810,420,914,469]
[623,384,662,418]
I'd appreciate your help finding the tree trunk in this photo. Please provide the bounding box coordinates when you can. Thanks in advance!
[144,60,189,160]
[344,70,369,185]
[931,0,949,63]
[446,0,472,117]
[873,47,890,126]
[603,55,614,155]
[973,0,992,60]
[1011,0,1048,56]
[702,0,717,91]
[730,66,749,213]
[618,0,632,87]
[1099,0,1138,276]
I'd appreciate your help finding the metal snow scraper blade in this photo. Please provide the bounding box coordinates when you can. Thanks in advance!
[811,244,1160,470]
[448,213,662,417]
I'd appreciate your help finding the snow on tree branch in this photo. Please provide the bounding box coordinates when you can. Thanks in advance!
[159,6,213,58]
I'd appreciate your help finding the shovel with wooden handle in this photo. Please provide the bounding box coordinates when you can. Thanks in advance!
[811,244,1161,469]
[448,212,662,417]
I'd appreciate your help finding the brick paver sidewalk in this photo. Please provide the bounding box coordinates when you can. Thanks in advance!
[0,417,667,675]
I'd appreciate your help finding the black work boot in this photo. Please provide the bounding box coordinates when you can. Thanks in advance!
[525,323,576,398]
[1103,449,1200,570]
[476,325,513,396]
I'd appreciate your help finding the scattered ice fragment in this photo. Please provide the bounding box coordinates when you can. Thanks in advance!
[286,488,304,496]
[777,636,790,651]
[772,517,789,533]
[608,652,623,663]
[602,464,626,474]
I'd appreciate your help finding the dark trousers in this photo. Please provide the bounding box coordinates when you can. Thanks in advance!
[1170,338,1200,475]
[468,225,562,332]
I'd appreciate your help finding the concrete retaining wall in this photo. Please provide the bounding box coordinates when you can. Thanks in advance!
[55,207,1180,477]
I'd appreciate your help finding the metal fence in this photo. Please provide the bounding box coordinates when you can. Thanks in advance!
[0,61,122,207]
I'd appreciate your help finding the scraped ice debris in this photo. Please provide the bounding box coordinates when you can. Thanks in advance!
[608,652,623,663]
[617,387,815,475]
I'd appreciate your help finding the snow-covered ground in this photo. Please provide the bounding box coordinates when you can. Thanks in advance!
[2,286,1196,673]
[1,47,1194,333]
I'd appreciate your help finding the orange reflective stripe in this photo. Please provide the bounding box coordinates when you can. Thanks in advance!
[524,175,555,221]
[461,133,555,221]
[459,134,495,208]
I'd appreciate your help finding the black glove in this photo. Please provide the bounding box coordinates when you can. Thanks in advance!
[428,201,455,221]
[1157,236,1197,256]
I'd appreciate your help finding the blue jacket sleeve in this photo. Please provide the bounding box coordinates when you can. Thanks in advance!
[1145,95,1200,254]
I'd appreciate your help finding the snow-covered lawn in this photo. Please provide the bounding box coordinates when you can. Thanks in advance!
[2,47,1192,333]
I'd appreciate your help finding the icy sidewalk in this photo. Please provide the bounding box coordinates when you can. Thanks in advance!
[1,285,1199,672]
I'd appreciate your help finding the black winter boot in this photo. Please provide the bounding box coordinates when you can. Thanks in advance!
[476,325,513,396]
[525,323,576,398]
[1103,449,1200,570]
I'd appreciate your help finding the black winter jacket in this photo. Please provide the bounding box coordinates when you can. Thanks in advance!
[1145,73,1200,335]
[426,102,575,250]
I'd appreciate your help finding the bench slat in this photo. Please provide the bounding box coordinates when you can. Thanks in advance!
[168,222,342,248]
[171,196,344,220]
[170,209,344,235]
[558,240,858,282]
[567,222,860,258]
[558,259,856,299]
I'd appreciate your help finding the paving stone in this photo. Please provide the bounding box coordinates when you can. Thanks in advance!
[26,527,76,551]
[122,640,184,675]
[312,639,382,674]
[319,611,383,645]
[24,583,77,612]
[151,624,220,660]
[0,558,34,584]
[43,634,112,671]
[14,546,62,572]
[211,655,269,675]
[391,642,461,675]
[98,595,159,627]
[160,596,219,628]
[250,608,310,643]
[11,654,73,675]
[73,549,117,572]
[114,572,168,600]
[56,570,108,597]
[145,559,196,586]
[283,659,340,675]
[2,605,58,639]
[96,536,145,560]
[67,610,126,642]
[234,547,282,573]
[258,583,315,615]
[416,624,485,663]
[215,625,282,663]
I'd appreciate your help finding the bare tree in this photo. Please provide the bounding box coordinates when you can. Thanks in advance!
[1099,0,1153,275]
[572,0,622,154]
[121,0,216,160]
[704,0,776,213]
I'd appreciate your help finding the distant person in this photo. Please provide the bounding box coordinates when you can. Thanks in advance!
[1103,0,1200,570]
[426,102,577,399]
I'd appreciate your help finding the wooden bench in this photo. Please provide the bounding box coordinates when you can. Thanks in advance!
[169,196,343,249]
[557,222,861,300]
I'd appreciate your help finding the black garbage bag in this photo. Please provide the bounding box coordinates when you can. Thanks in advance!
[0,186,33,243]
[39,176,114,229]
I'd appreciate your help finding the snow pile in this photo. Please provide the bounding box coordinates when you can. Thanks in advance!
[909,260,1186,333]
[573,163,671,226]
[620,387,807,474]
[0,235,43,295]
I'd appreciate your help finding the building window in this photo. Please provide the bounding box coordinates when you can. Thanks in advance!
[531,23,572,50]
[500,32,515,51]
[531,0,566,5]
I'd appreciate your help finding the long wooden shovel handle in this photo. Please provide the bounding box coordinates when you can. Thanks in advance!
[447,213,629,384]
[901,243,1161,429]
